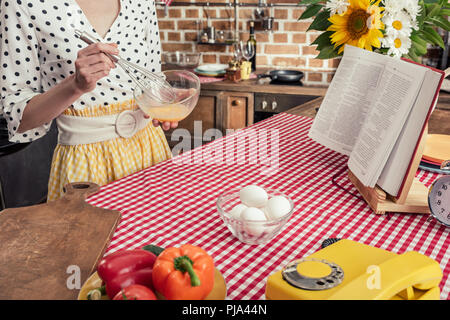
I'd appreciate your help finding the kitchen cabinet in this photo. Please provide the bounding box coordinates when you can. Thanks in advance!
[428,93,450,135]
[165,90,254,151]
[220,91,254,130]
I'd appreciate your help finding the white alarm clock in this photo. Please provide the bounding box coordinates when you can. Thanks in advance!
[428,160,450,227]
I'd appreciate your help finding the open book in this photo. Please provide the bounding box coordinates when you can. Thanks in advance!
[308,45,445,197]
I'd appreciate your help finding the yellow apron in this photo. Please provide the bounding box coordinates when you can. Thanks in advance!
[47,99,172,201]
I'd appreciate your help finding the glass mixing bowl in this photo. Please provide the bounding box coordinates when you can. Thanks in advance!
[134,70,200,122]
[217,189,294,245]
[162,52,201,70]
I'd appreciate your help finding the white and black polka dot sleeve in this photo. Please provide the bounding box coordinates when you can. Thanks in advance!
[1,0,162,144]
[0,1,50,143]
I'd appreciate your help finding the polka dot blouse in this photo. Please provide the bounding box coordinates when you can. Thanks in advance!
[0,0,162,143]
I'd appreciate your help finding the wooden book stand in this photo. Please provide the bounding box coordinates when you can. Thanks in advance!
[348,126,430,215]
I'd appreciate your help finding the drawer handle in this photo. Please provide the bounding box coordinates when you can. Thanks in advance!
[231,100,241,107]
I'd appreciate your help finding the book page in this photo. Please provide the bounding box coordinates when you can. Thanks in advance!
[347,59,427,187]
[377,69,442,196]
[308,45,388,156]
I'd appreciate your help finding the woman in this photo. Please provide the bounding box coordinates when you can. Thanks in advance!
[0,0,177,201]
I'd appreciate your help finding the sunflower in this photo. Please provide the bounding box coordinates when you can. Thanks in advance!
[328,0,385,54]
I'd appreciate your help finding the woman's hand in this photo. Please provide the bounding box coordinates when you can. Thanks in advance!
[73,43,118,94]
[150,119,179,131]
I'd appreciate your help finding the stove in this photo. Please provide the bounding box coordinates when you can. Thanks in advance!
[253,90,318,123]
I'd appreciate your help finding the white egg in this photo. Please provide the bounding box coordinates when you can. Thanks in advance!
[265,196,292,220]
[241,207,267,221]
[229,204,247,220]
[241,207,267,237]
[239,185,268,208]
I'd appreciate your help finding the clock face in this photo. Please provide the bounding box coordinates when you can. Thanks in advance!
[428,176,450,227]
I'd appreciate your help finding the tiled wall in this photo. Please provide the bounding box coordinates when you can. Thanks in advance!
[156,0,339,85]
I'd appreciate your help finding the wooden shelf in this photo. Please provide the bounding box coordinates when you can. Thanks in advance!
[197,42,234,46]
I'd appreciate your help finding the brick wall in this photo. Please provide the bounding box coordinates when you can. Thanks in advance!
[156,1,339,85]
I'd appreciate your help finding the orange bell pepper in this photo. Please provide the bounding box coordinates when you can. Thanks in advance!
[152,244,215,300]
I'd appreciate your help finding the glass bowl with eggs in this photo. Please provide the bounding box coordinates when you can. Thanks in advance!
[134,70,200,123]
[216,185,294,245]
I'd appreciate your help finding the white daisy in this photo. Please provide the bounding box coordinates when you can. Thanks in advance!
[325,0,349,16]
[411,18,419,31]
[383,0,406,16]
[404,0,422,20]
[384,33,412,58]
[382,11,413,38]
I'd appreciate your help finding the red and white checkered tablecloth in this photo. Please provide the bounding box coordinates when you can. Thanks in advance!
[86,112,450,300]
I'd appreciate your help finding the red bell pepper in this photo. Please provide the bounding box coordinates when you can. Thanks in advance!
[113,284,157,300]
[97,249,157,299]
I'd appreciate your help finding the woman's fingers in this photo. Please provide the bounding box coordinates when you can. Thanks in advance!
[74,43,118,93]
[162,122,171,131]
[75,61,112,93]
[77,42,119,58]
[151,120,178,131]
[76,53,116,69]
[90,61,113,74]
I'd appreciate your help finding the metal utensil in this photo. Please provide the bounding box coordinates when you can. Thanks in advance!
[262,17,274,31]
[74,29,176,104]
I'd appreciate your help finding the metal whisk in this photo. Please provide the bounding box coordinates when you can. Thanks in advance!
[74,30,177,104]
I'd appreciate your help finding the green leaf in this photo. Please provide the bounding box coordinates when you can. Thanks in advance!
[411,33,428,47]
[298,0,323,5]
[418,2,427,25]
[430,16,450,31]
[426,3,442,17]
[299,4,323,20]
[421,26,446,48]
[315,45,340,59]
[411,39,428,56]
[406,52,420,63]
[311,31,334,51]
[441,9,450,16]
[307,10,331,31]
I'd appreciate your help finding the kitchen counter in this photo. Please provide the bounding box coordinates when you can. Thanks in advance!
[201,77,329,97]
[200,69,328,97]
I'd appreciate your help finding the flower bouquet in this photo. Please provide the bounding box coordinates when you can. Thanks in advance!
[299,0,450,60]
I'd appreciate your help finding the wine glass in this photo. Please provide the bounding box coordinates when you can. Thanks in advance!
[241,41,255,62]
[233,42,243,61]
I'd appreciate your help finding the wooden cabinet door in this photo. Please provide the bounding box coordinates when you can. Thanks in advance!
[164,90,220,149]
[220,92,254,132]
[429,101,450,135]
[164,90,255,151]
[178,91,218,136]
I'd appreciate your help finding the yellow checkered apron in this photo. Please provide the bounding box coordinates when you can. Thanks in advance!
[47,99,172,201]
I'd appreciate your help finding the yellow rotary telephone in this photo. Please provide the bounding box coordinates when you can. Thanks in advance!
[265,239,443,300]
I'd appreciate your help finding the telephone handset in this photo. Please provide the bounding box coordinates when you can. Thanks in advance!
[265,239,443,300]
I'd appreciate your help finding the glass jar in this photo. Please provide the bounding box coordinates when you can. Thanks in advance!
[200,32,209,43]
[217,30,225,43]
